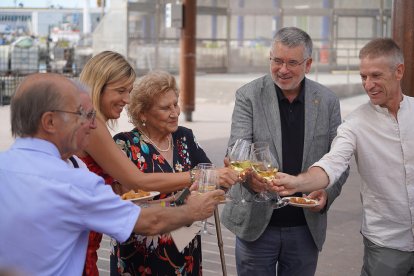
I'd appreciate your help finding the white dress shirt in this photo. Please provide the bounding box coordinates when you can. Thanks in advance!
[313,95,414,251]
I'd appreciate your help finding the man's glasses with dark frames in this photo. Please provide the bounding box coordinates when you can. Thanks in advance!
[269,57,309,69]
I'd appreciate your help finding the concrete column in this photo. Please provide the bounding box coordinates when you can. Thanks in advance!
[82,0,91,35]
[141,16,147,43]
[212,0,217,40]
[392,0,414,97]
[237,0,244,47]
[272,0,282,36]
[320,0,332,64]
[180,0,196,121]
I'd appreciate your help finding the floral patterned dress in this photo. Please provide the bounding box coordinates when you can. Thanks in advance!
[112,126,210,276]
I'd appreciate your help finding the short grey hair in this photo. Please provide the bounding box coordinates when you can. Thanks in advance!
[11,74,68,137]
[359,38,404,68]
[272,27,313,58]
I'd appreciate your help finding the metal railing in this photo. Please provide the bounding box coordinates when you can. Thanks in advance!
[0,45,362,106]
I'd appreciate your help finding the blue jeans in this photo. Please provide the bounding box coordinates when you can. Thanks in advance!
[236,225,318,276]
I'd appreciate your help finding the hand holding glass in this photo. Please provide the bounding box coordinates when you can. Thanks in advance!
[227,139,252,204]
[250,146,288,208]
[250,148,276,202]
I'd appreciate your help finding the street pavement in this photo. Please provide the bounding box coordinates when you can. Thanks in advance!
[0,72,369,276]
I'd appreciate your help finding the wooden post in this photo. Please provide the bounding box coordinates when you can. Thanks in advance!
[180,0,196,122]
[392,0,414,97]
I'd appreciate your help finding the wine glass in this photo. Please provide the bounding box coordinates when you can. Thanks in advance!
[270,191,289,209]
[197,168,219,235]
[195,163,216,228]
[251,141,270,152]
[197,163,215,170]
[250,147,288,208]
[250,141,272,202]
[250,147,275,202]
[227,139,252,205]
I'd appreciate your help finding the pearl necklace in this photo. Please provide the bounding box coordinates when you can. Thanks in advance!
[141,131,172,152]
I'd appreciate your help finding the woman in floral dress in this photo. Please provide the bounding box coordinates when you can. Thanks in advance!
[112,71,216,275]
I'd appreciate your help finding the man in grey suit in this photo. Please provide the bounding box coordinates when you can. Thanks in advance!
[221,27,349,276]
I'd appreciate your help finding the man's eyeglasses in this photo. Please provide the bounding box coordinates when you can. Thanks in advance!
[52,107,96,122]
[269,57,309,69]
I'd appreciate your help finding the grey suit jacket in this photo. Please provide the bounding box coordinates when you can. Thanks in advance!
[221,74,349,251]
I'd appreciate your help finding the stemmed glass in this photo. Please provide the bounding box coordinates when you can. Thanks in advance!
[271,190,289,209]
[197,168,219,235]
[251,141,270,153]
[250,145,288,208]
[195,163,216,229]
[227,139,252,205]
[197,163,215,170]
[250,147,277,202]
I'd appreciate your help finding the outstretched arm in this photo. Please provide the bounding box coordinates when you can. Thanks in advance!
[272,166,330,196]
[133,189,224,236]
[83,118,190,193]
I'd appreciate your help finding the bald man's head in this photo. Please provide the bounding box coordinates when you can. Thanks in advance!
[11,73,78,137]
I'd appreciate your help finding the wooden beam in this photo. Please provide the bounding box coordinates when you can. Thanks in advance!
[180,0,196,121]
[392,0,414,97]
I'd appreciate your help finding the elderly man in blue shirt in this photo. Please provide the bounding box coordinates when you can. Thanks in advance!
[0,73,224,275]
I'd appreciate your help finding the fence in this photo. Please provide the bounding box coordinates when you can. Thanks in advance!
[0,45,361,106]
[0,44,86,105]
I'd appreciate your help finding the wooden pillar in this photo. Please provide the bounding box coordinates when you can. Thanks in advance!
[392,0,414,97]
[180,0,196,122]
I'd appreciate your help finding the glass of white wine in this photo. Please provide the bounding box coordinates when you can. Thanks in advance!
[250,141,270,152]
[250,147,287,208]
[251,147,288,209]
[227,139,252,205]
[250,147,275,202]
[197,168,219,235]
[195,163,216,229]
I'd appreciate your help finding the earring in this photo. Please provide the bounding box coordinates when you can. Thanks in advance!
[141,120,146,127]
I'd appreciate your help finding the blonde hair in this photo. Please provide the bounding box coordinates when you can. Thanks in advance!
[128,70,179,128]
[79,51,136,124]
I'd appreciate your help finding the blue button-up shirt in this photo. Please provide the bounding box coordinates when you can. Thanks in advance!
[0,138,140,275]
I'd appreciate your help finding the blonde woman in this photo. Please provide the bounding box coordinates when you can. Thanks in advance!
[77,52,237,275]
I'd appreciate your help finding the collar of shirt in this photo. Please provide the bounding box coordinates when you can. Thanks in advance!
[12,137,61,159]
[371,94,407,116]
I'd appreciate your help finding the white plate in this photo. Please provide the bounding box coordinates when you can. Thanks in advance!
[284,197,319,208]
[127,191,160,202]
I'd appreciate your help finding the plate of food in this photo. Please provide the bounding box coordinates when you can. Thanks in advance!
[121,190,160,202]
[283,197,319,208]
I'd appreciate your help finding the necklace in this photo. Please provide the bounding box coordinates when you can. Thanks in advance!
[141,131,172,152]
